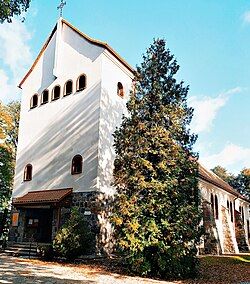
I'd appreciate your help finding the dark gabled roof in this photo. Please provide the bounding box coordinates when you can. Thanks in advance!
[12,188,72,205]
[18,18,134,88]
[198,164,249,203]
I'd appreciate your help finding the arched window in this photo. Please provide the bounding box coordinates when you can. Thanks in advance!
[30,94,38,109]
[214,195,219,220]
[227,200,229,210]
[117,82,124,97]
[23,164,32,181]
[64,80,73,96]
[41,90,49,104]
[71,155,83,175]
[52,85,61,100]
[76,74,86,91]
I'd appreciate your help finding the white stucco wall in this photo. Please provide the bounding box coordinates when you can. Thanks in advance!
[13,22,104,198]
[199,179,250,253]
[98,52,133,196]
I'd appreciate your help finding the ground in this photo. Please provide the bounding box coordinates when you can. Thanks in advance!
[0,254,249,284]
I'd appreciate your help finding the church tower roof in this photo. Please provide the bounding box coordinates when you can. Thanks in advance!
[18,18,135,88]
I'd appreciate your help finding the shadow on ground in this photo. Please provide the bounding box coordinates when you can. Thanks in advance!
[0,254,96,284]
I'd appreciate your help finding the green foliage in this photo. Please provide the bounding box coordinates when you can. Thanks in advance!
[0,0,31,23]
[211,165,250,199]
[0,146,13,210]
[111,39,202,279]
[37,244,54,260]
[53,207,95,260]
[5,101,20,156]
[211,166,231,182]
[0,101,20,239]
[229,168,250,199]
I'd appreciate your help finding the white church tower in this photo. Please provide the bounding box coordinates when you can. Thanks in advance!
[10,17,134,252]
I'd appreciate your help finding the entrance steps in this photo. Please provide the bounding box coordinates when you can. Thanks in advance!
[2,242,38,258]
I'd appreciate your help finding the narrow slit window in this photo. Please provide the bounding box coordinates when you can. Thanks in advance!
[214,195,219,220]
[230,201,233,222]
[77,74,86,91]
[117,82,124,97]
[210,193,214,215]
[52,85,61,100]
[30,94,38,109]
[64,80,73,96]
[41,90,49,104]
[247,220,250,239]
[23,164,32,181]
[241,206,245,223]
[71,155,83,175]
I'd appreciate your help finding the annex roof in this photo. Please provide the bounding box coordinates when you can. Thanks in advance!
[12,188,72,205]
[18,18,135,88]
[198,164,249,203]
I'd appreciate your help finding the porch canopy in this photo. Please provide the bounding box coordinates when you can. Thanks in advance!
[12,188,72,207]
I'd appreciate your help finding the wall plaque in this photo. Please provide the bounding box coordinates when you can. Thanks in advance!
[12,212,19,227]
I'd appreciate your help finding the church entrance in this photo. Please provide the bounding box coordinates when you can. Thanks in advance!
[24,208,53,243]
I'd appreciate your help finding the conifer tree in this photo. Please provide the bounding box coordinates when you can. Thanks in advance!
[111,39,201,279]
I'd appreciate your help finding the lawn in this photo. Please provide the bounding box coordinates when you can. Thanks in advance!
[187,255,250,284]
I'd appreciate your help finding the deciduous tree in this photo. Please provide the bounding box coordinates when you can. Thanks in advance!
[0,0,31,23]
[211,165,250,199]
[0,101,20,239]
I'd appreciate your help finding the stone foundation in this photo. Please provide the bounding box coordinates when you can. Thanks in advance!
[202,200,221,254]
[8,208,26,243]
[8,191,113,256]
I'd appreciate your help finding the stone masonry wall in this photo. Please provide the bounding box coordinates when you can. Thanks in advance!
[202,200,220,254]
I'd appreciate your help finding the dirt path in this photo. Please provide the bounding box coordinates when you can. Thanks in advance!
[0,254,249,284]
[0,254,182,284]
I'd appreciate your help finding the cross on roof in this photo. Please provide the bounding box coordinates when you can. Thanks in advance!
[57,0,66,17]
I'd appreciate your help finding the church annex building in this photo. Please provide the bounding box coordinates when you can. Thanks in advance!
[9,18,250,255]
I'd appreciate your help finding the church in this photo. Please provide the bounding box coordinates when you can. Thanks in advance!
[9,17,250,255]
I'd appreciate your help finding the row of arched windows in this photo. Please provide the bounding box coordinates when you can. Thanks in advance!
[30,74,87,109]
[30,79,125,109]
[210,193,219,220]
[23,155,83,181]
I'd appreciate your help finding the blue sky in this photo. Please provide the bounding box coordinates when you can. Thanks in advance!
[0,0,249,174]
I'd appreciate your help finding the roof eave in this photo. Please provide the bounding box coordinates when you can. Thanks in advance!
[18,18,135,89]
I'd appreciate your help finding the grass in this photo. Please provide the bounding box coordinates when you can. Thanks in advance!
[188,255,250,284]
[201,255,250,264]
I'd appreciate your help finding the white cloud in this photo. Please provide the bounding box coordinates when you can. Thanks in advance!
[201,143,250,173]
[242,10,250,24]
[0,70,17,101]
[0,19,33,102]
[189,87,242,133]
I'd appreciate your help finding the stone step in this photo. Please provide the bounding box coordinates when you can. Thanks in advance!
[6,247,37,253]
[9,243,37,249]
[4,249,37,256]
[3,242,39,257]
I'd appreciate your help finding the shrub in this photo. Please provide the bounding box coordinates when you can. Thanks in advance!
[37,244,54,260]
[53,207,95,260]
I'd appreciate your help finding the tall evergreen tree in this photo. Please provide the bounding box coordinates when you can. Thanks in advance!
[111,39,201,279]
